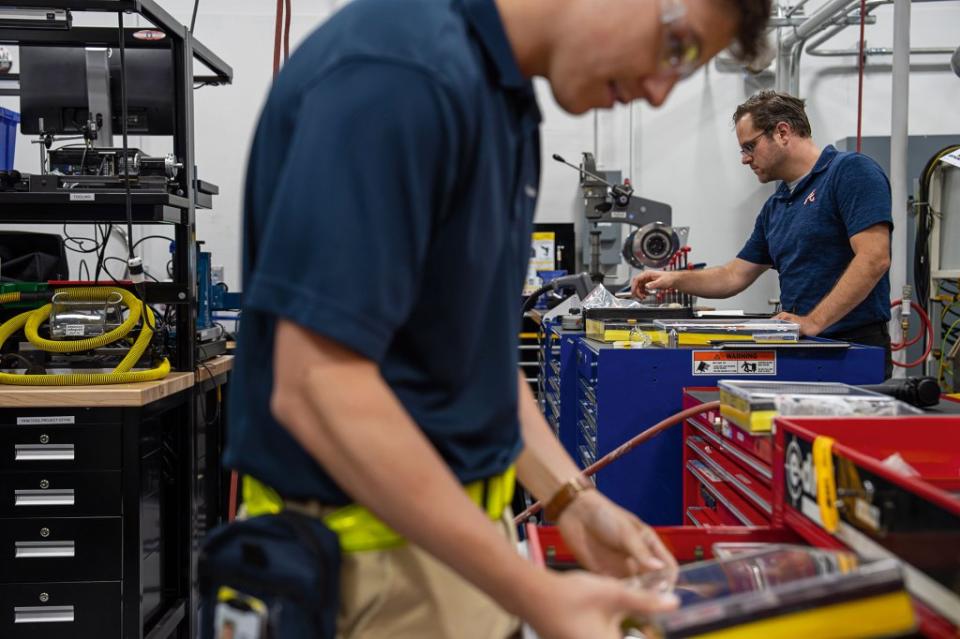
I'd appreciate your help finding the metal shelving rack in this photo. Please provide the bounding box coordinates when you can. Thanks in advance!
[0,0,233,373]
[0,4,232,638]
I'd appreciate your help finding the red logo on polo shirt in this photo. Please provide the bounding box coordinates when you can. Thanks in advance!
[804,189,817,205]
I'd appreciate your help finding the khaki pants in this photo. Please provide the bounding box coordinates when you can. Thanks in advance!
[335,509,521,639]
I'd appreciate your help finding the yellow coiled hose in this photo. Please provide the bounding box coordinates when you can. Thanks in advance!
[0,287,170,385]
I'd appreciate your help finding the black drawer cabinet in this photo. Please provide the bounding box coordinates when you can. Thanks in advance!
[0,517,122,583]
[0,423,122,472]
[0,471,122,517]
[0,581,121,638]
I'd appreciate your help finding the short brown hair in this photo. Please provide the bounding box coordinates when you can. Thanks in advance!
[723,0,772,62]
[733,90,812,137]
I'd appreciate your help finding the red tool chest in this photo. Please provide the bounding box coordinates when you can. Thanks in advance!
[682,388,778,528]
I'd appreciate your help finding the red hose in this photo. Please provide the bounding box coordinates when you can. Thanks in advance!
[284,0,292,62]
[514,401,720,524]
[272,0,284,78]
[890,299,933,368]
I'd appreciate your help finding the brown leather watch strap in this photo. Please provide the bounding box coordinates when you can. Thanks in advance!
[544,475,595,521]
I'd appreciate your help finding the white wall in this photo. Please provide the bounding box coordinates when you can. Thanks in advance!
[2,0,959,305]
[534,0,960,311]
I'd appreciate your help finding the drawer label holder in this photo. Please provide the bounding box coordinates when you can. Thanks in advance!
[17,416,76,426]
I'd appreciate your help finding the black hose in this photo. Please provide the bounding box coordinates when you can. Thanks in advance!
[521,283,554,316]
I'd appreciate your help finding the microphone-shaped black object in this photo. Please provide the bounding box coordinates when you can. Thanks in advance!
[861,377,941,409]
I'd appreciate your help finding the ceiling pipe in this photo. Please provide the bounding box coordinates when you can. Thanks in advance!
[776,0,860,94]
[805,0,954,58]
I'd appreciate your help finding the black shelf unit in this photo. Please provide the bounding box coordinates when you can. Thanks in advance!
[0,3,233,639]
[0,192,189,223]
[0,0,234,373]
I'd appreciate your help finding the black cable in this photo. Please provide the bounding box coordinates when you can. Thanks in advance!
[79,260,91,281]
[190,0,201,34]
[917,146,960,310]
[197,360,222,427]
[101,256,126,283]
[116,15,157,335]
[131,235,174,251]
[521,283,554,316]
[61,224,103,254]
[94,223,113,282]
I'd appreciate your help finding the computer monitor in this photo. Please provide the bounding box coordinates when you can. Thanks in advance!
[19,45,175,136]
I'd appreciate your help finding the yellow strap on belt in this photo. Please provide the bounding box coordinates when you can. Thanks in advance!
[242,465,516,553]
[813,436,839,534]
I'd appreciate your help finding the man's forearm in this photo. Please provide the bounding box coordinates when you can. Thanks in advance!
[275,360,546,618]
[807,253,887,332]
[672,266,743,299]
[515,372,581,502]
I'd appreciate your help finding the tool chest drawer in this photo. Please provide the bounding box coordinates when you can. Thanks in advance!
[0,517,122,583]
[576,343,598,382]
[685,418,771,484]
[0,581,121,639]
[0,423,122,472]
[686,460,767,527]
[685,505,723,527]
[0,471,121,517]
[687,410,774,468]
[685,435,772,517]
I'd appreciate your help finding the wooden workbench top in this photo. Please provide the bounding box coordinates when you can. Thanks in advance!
[0,355,234,408]
[196,355,234,382]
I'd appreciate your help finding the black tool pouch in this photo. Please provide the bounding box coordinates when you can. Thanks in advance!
[198,510,340,639]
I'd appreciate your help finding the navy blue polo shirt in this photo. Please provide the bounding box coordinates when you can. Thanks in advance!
[225,0,542,503]
[737,145,892,335]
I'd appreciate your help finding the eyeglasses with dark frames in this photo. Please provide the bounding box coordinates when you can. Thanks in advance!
[739,131,768,158]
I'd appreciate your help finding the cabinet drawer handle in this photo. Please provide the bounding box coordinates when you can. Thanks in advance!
[15,541,76,559]
[14,444,75,461]
[15,489,76,507]
[14,605,75,624]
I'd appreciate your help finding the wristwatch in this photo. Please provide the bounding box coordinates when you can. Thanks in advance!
[544,475,595,521]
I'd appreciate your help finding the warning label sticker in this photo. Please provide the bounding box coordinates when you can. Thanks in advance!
[692,351,776,376]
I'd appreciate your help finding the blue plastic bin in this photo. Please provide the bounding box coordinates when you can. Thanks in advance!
[0,107,20,171]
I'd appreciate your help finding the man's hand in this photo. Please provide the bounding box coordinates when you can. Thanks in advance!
[524,570,678,639]
[630,270,679,300]
[557,489,678,580]
[774,311,823,337]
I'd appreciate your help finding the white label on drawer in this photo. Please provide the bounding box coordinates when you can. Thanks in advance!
[69,193,95,201]
[692,350,776,376]
[17,416,75,425]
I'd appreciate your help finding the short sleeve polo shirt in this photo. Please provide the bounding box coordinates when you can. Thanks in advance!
[225,0,542,503]
[738,145,893,335]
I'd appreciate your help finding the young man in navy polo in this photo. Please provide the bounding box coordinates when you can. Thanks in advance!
[632,91,893,377]
[227,0,772,637]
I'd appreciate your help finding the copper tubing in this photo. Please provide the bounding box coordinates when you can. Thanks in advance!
[514,401,721,524]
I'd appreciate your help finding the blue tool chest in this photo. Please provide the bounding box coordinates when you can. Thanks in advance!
[540,329,885,526]
[538,321,583,460]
